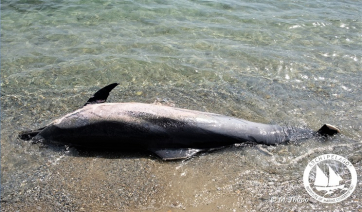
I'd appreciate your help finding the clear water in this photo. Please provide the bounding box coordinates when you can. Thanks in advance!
[1,0,361,211]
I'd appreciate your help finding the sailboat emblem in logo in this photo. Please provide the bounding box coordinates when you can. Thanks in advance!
[314,165,345,195]
[303,154,357,203]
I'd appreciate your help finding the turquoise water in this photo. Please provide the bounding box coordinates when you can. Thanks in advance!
[1,0,361,211]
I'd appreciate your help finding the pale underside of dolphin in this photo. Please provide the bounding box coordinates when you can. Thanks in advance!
[19,83,340,160]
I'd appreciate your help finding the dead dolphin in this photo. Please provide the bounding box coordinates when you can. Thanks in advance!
[19,83,340,160]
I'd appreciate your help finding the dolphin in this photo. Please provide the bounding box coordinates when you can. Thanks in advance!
[19,83,340,160]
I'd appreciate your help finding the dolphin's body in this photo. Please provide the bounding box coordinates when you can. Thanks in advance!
[19,83,340,160]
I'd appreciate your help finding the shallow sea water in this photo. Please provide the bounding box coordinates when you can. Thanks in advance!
[1,0,362,211]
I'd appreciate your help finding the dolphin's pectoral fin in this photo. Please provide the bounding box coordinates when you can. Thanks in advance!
[150,148,203,160]
[84,83,119,106]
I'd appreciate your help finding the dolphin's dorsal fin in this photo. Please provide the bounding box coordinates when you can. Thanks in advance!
[84,83,119,106]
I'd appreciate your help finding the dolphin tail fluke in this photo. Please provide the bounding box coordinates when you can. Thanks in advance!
[18,127,45,141]
[316,124,340,137]
[84,83,119,106]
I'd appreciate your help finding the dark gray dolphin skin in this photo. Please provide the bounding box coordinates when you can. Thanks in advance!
[19,83,340,160]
